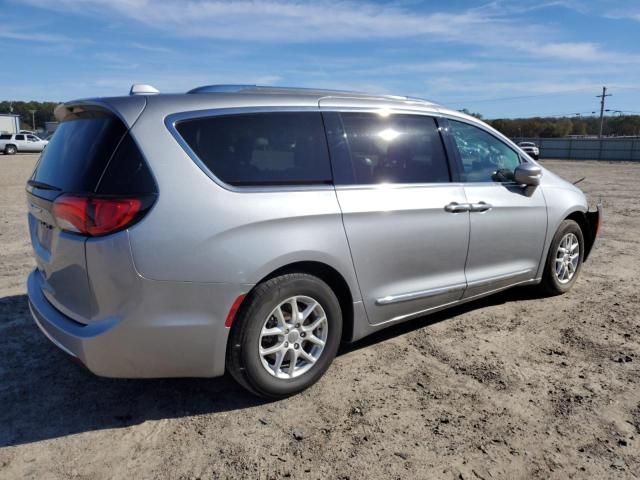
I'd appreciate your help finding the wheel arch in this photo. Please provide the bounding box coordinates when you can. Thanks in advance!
[564,210,597,262]
[255,261,355,344]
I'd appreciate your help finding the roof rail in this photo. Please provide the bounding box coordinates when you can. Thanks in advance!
[187,85,257,94]
[185,84,436,105]
[187,84,370,96]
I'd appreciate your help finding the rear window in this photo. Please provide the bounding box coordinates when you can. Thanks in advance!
[31,111,127,192]
[175,112,332,186]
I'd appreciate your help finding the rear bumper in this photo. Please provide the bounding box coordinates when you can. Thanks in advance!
[27,268,247,378]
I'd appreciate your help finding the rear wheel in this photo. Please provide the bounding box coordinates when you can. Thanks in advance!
[4,144,17,155]
[227,273,342,398]
[541,219,584,295]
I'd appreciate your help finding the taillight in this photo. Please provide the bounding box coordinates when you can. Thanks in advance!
[53,195,144,236]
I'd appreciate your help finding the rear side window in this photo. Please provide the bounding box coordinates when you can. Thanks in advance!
[324,112,450,185]
[32,111,127,192]
[15,134,25,140]
[175,112,332,186]
[0,134,11,140]
[96,133,157,195]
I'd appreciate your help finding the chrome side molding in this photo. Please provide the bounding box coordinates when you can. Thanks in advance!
[376,283,466,305]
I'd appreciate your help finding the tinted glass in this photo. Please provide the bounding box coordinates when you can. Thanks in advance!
[176,112,332,186]
[97,133,157,195]
[448,120,520,182]
[31,111,126,192]
[15,135,25,140]
[325,112,450,185]
[0,134,11,140]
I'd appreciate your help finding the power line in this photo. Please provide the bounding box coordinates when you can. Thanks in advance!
[443,86,597,106]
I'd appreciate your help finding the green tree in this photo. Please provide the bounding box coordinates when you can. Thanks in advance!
[0,100,59,130]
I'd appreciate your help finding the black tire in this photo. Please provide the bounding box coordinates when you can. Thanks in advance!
[541,219,584,295]
[226,273,342,399]
[4,144,17,155]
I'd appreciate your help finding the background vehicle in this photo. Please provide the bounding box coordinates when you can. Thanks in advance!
[518,141,540,160]
[1,133,48,154]
[26,84,600,398]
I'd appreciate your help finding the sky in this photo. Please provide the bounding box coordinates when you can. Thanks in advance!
[1,0,640,118]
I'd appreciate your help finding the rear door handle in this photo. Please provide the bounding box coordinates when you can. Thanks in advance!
[444,202,470,213]
[469,201,493,212]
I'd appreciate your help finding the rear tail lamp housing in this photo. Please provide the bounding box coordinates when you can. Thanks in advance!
[52,194,154,236]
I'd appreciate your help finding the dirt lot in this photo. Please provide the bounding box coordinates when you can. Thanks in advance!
[0,154,638,479]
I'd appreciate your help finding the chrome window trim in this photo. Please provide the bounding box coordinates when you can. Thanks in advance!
[165,106,334,194]
[165,105,520,192]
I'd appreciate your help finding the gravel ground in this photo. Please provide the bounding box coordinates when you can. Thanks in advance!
[0,154,638,479]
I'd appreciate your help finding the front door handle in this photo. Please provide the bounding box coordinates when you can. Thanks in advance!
[444,202,470,213]
[469,201,493,212]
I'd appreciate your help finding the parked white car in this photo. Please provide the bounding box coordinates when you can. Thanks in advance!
[0,133,49,154]
[518,141,540,160]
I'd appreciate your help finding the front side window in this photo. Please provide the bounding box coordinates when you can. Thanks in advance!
[325,112,450,185]
[175,112,332,186]
[27,135,38,142]
[448,120,520,182]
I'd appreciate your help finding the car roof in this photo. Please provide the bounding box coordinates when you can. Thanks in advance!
[57,83,493,134]
[61,84,440,114]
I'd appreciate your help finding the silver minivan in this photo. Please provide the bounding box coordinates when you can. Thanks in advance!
[27,85,601,398]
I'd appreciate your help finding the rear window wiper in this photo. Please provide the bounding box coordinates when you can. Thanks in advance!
[27,180,62,191]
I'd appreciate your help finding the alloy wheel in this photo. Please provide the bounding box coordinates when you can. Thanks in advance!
[554,232,580,284]
[258,296,328,379]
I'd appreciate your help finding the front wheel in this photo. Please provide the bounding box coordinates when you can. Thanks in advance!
[226,273,342,398]
[541,219,584,295]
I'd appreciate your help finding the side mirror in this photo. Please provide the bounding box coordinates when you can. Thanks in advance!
[514,163,542,186]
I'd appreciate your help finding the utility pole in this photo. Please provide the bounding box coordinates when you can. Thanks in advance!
[596,86,611,138]
[29,110,37,131]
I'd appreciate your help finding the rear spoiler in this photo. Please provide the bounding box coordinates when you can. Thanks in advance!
[54,96,147,128]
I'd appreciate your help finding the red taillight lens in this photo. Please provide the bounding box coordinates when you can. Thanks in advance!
[53,195,142,236]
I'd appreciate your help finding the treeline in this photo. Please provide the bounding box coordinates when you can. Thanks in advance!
[2,100,639,138]
[488,116,640,138]
[457,109,640,138]
[0,101,58,130]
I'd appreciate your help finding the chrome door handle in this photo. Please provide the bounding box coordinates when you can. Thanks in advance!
[469,201,493,212]
[444,202,470,213]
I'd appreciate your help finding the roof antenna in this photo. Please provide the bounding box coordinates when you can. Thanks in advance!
[130,84,160,95]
